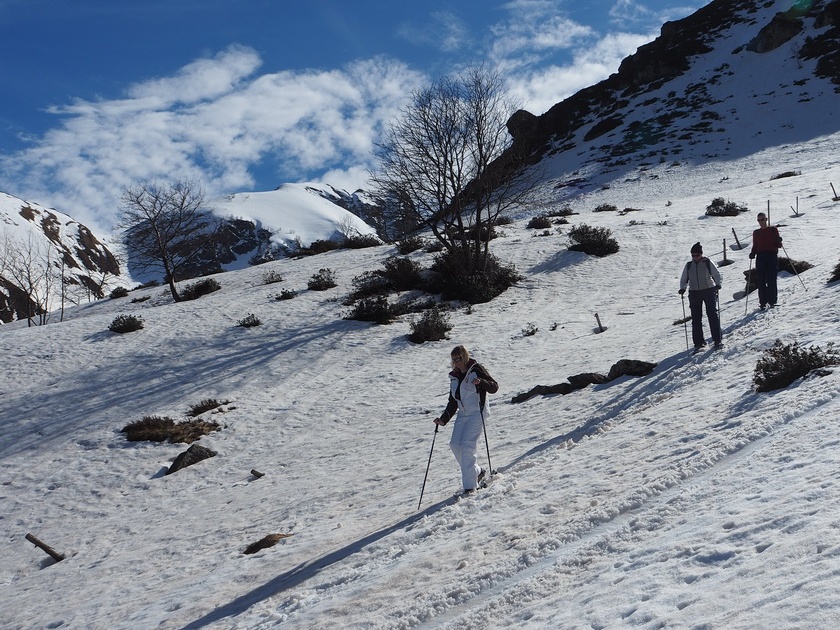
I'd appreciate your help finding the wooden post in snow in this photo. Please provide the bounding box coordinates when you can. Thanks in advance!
[595,313,605,333]
[731,228,742,249]
[25,533,64,562]
[722,239,728,263]
[832,182,839,201]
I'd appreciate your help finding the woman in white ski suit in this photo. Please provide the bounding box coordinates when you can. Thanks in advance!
[434,346,499,493]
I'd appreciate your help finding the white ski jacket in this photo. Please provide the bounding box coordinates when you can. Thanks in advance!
[680,257,722,292]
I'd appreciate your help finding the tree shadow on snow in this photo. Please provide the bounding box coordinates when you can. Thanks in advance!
[176,494,459,630]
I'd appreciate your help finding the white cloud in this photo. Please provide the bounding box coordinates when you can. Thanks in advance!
[397,11,470,53]
[505,31,652,115]
[490,1,594,66]
[0,49,424,234]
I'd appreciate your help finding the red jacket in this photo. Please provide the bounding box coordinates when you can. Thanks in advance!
[750,226,782,255]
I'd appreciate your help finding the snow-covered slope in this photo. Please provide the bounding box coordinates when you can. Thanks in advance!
[1,130,839,629]
[208,182,379,252]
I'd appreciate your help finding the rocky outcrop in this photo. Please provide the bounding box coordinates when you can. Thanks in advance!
[511,359,657,404]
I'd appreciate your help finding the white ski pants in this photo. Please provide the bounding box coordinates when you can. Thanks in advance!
[449,410,483,490]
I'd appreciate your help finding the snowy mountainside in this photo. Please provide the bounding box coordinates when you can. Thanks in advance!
[0,192,120,323]
[506,0,840,199]
[208,182,380,254]
[1,131,840,629]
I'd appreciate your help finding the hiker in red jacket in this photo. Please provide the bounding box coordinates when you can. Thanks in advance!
[749,212,783,309]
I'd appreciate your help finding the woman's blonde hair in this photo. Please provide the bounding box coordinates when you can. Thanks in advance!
[451,345,470,364]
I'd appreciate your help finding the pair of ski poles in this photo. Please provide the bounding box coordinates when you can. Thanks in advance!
[417,413,493,510]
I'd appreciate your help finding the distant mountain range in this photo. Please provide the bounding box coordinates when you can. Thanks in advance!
[2,0,839,324]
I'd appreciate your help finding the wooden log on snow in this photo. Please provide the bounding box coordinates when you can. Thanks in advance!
[25,533,65,562]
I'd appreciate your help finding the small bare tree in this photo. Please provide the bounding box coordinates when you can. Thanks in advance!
[1,231,59,325]
[371,65,539,276]
[119,180,219,302]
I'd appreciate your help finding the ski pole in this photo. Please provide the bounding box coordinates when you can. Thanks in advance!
[417,424,439,510]
[479,408,493,480]
[681,293,689,353]
[781,244,807,290]
[745,256,753,315]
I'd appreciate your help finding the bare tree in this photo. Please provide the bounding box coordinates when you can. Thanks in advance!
[119,180,219,302]
[371,65,539,276]
[2,230,59,325]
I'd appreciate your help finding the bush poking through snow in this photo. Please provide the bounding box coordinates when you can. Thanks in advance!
[344,234,381,249]
[122,415,220,444]
[408,307,452,343]
[181,278,221,301]
[237,313,261,327]
[275,289,297,300]
[827,259,840,284]
[308,268,337,291]
[395,236,425,254]
[705,197,748,216]
[110,287,129,299]
[188,399,227,417]
[109,314,144,333]
[527,215,552,229]
[261,270,283,285]
[568,224,620,256]
[753,340,840,392]
[345,295,397,324]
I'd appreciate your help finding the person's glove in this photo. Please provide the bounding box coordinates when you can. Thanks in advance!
[715,285,721,291]
[749,252,755,259]
[678,288,685,295]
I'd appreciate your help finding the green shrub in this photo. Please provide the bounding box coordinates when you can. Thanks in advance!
[705,197,748,216]
[593,203,618,213]
[307,239,341,254]
[110,286,129,299]
[344,234,381,249]
[428,248,522,304]
[181,278,221,301]
[382,255,424,291]
[527,215,552,229]
[395,236,425,254]
[308,268,337,291]
[262,270,283,285]
[408,307,451,343]
[568,224,620,256]
[109,314,144,333]
[238,313,261,327]
[753,340,840,392]
[345,295,396,324]
[347,270,390,303]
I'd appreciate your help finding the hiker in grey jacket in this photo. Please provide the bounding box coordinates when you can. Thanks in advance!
[434,345,498,494]
[679,242,723,350]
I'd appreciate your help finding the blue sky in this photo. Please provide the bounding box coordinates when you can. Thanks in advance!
[0,0,707,232]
